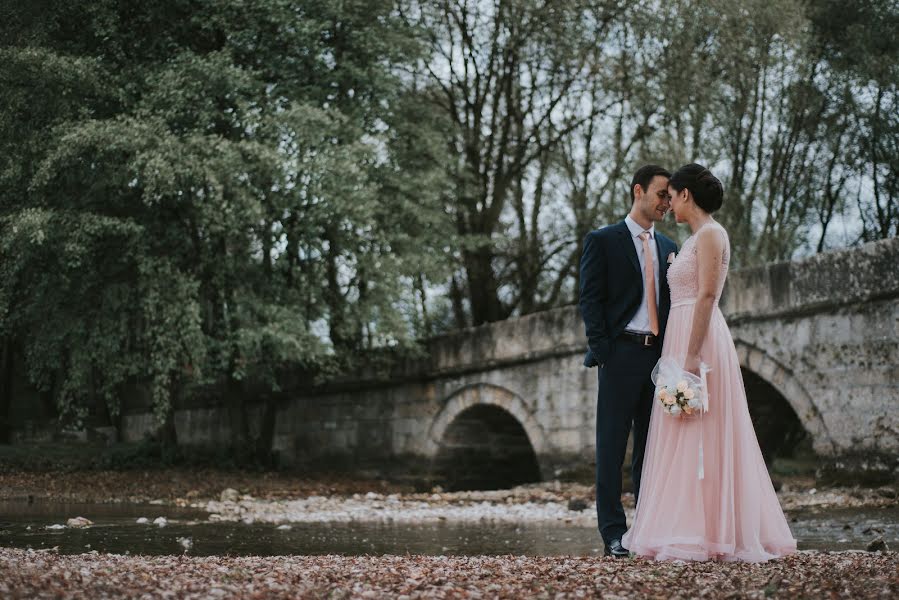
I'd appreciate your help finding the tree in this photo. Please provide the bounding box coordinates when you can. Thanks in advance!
[808,0,899,243]
[0,0,453,446]
[401,0,627,325]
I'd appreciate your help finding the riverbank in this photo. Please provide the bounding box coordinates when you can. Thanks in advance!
[1,469,895,513]
[1,548,896,599]
[0,468,411,505]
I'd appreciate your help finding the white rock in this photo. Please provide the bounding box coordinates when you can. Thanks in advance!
[66,517,93,528]
[136,517,149,524]
[220,488,240,503]
[153,517,168,527]
[45,524,66,530]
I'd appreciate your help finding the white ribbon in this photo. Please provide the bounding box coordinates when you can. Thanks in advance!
[698,362,711,480]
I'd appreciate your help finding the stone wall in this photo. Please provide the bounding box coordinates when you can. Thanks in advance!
[269,323,596,479]
[42,238,899,482]
[723,237,899,456]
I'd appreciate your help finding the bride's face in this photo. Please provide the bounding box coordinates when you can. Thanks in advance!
[669,185,689,223]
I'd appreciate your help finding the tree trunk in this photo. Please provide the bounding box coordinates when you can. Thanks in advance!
[159,387,179,449]
[463,245,503,325]
[226,373,249,446]
[449,275,468,330]
[0,340,12,443]
[253,393,280,467]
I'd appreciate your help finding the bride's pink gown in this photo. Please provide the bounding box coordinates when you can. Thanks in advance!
[621,221,797,562]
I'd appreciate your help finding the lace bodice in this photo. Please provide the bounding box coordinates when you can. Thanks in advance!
[667,221,730,304]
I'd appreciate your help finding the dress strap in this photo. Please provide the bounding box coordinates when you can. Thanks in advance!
[695,220,721,234]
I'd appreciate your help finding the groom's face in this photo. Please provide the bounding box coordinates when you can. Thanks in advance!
[636,175,671,223]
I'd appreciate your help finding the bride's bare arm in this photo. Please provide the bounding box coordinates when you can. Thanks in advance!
[685,228,726,374]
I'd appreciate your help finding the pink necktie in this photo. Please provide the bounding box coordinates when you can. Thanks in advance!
[638,231,659,336]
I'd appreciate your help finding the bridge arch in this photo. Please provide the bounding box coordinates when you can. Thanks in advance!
[427,383,547,490]
[733,340,836,455]
[427,383,546,455]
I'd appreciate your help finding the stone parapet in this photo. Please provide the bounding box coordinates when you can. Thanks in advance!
[721,237,899,321]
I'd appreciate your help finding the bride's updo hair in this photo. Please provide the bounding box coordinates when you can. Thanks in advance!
[669,163,723,213]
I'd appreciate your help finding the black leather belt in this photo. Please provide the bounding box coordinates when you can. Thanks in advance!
[619,331,658,347]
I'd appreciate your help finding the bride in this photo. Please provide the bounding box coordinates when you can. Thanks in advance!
[621,163,797,562]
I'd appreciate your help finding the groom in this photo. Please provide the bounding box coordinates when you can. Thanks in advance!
[578,164,678,558]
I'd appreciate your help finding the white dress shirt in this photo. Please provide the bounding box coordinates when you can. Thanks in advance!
[624,215,660,334]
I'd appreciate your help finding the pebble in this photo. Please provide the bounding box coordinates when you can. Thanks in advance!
[153,517,168,528]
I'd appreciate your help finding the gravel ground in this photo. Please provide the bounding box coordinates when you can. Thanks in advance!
[198,483,898,527]
[202,488,598,526]
[1,548,896,599]
[2,470,895,508]
[3,469,896,529]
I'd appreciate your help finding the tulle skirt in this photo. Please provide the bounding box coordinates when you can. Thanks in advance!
[621,302,797,562]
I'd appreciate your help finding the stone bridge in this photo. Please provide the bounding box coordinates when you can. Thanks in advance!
[125,238,899,487]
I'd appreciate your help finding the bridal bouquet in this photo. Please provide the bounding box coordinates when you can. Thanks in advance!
[651,357,712,480]
[651,357,710,418]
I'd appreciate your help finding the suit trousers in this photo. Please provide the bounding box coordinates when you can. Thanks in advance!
[595,337,661,545]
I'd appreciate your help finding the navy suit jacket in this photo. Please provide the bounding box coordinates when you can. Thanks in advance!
[578,221,678,368]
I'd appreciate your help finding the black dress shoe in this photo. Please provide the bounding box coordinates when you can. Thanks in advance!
[603,538,629,558]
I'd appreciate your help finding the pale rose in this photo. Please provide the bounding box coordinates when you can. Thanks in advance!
[669,404,682,416]
[663,394,676,406]
[683,388,695,400]
[676,380,688,393]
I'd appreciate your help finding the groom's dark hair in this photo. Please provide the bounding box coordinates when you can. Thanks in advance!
[630,164,671,204]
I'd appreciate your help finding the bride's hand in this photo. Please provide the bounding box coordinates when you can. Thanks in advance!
[684,353,701,376]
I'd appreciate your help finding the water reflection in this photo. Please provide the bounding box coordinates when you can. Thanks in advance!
[1,501,896,557]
